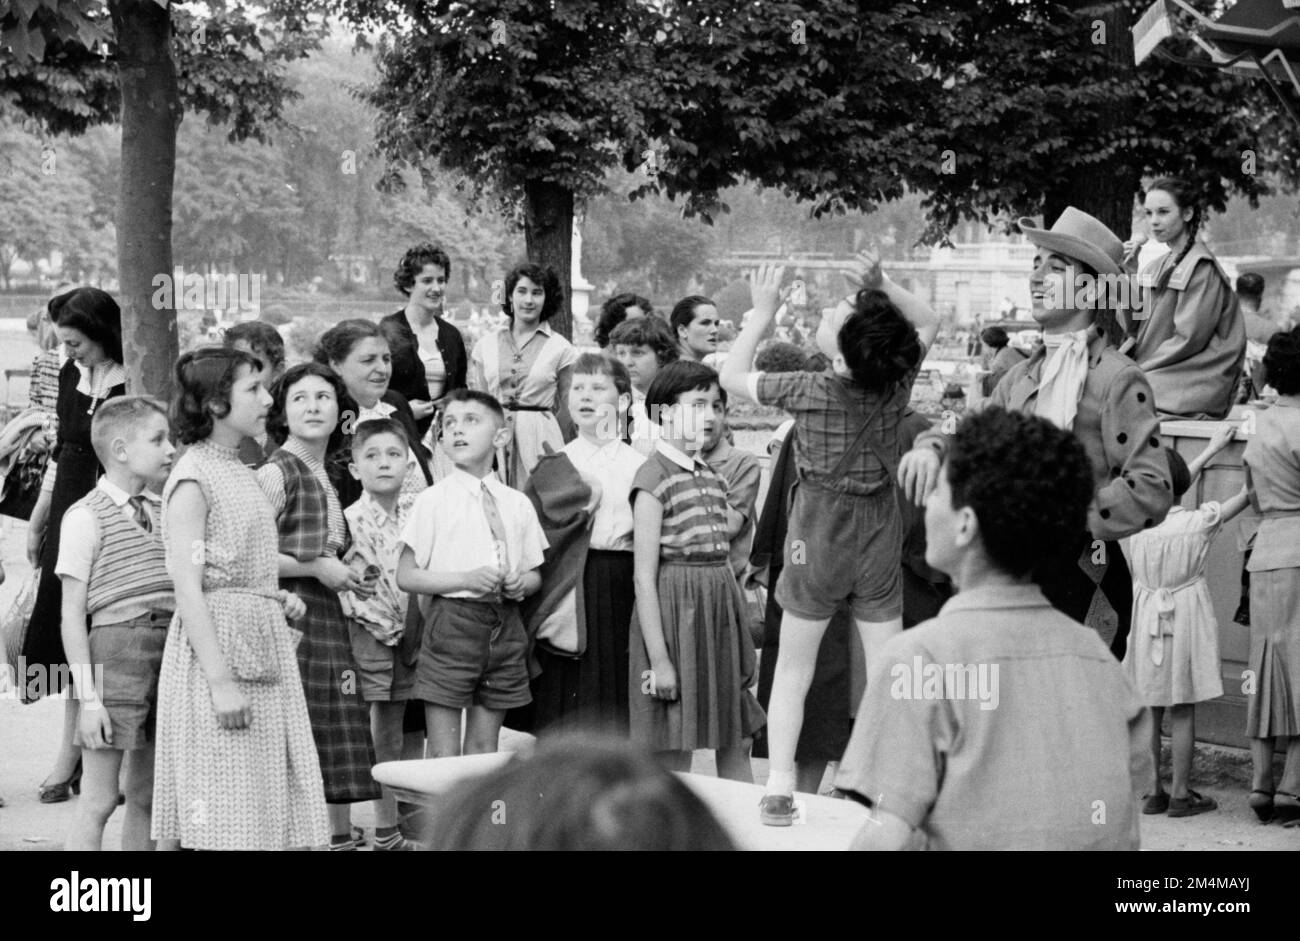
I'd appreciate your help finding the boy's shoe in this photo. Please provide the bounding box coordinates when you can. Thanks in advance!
[1141,792,1169,815]
[372,831,425,852]
[759,794,794,827]
[1167,790,1217,818]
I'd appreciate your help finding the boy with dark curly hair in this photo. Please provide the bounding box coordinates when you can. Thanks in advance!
[721,252,939,826]
[836,408,1151,850]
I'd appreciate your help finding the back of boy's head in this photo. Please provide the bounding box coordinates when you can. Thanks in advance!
[1165,449,1191,500]
[223,320,285,373]
[1264,325,1300,395]
[839,289,922,393]
[443,387,506,426]
[424,735,735,851]
[946,408,1094,578]
[644,360,719,422]
[572,352,632,398]
[90,395,169,463]
[609,316,679,366]
[351,417,411,456]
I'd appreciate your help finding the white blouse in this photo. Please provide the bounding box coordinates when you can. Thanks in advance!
[562,435,645,551]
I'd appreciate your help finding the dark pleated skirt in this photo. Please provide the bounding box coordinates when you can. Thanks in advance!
[517,551,635,737]
[285,575,381,803]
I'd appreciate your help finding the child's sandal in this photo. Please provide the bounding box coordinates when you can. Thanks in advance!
[1248,789,1274,823]
[1273,791,1300,826]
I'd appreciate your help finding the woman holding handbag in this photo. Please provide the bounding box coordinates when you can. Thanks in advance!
[21,287,126,803]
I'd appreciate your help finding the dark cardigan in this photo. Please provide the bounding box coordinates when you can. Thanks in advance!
[379,309,469,437]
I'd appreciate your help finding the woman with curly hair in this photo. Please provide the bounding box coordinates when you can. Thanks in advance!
[593,292,652,349]
[721,252,940,827]
[468,262,577,489]
[153,347,328,849]
[1125,177,1244,420]
[1241,326,1300,827]
[380,244,468,439]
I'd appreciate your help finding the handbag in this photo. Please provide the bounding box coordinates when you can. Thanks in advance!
[1,567,40,688]
[0,410,51,521]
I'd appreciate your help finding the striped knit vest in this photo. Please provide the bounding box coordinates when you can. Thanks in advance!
[79,488,172,615]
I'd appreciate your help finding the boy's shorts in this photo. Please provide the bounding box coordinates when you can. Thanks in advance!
[347,619,417,703]
[412,597,531,711]
[776,481,903,622]
[77,610,171,751]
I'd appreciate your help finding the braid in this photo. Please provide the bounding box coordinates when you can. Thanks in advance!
[1148,176,1202,291]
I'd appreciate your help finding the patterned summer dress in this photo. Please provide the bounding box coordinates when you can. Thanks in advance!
[152,438,329,850]
[259,441,380,803]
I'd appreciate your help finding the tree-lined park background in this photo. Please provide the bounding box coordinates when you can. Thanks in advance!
[5,0,1300,402]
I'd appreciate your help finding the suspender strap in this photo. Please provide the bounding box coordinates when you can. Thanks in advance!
[824,379,901,482]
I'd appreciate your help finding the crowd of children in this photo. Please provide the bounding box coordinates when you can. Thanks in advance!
[16,202,1300,849]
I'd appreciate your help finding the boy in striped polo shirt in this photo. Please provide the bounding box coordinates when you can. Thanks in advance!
[59,396,176,851]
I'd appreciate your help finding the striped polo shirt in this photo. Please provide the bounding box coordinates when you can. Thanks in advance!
[630,440,730,563]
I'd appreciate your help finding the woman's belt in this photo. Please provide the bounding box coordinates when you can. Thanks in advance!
[504,403,551,413]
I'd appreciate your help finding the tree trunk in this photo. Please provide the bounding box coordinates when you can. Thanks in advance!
[523,179,573,340]
[1053,1,1139,238]
[110,0,182,398]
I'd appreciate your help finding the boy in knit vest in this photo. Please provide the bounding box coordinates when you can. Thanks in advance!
[59,396,176,851]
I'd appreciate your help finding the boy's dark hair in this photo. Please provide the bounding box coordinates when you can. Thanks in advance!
[572,352,632,398]
[425,736,735,851]
[503,262,563,322]
[443,387,506,426]
[1236,272,1265,301]
[223,320,286,374]
[395,242,451,296]
[755,340,808,374]
[609,316,679,366]
[267,361,347,449]
[946,408,1095,578]
[351,417,412,455]
[669,295,714,337]
[838,289,923,393]
[173,346,263,445]
[90,395,168,462]
[595,292,653,348]
[1166,449,1192,500]
[980,326,1009,349]
[645,360,719,424]
[1264,325,1300,395]
[314,318,386,367]
[50,287,123,365]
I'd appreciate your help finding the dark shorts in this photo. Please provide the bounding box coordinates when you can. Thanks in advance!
[347,619,417,703]
[77,610,171,751]
[412,597,531,711]
[776,481,903,622]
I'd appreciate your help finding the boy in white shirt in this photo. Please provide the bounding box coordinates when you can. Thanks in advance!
[396,389,548,757]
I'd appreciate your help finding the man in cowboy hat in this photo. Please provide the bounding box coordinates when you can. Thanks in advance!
[899,207,1174,660]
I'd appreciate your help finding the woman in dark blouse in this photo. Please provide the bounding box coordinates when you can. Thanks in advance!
[22,288,127,802]
[379,244,468,439]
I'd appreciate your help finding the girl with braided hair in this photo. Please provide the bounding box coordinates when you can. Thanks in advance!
[1125,177,1244,420]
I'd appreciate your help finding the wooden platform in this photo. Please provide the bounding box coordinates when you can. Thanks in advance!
[372,755,869,851]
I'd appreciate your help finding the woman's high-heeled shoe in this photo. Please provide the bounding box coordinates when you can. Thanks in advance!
[37,759,82,804]
[1273,791,1300,826]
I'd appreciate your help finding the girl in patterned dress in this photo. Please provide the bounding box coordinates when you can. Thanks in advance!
[628,361,765,780]
[154,347,328,850]
[469,263,577,489]
[258,362,382,850]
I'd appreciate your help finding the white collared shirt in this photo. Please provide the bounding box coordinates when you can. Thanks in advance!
[563,435,645,551]
[399,467,548,601]
[655,438,707,472]
[56,477,170,625]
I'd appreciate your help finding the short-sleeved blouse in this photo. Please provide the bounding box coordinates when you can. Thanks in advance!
[470,323,578,408]
[630,445,730,563]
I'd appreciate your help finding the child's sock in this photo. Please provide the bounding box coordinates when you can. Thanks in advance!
[765,768,797,796]
[329,832,357,851]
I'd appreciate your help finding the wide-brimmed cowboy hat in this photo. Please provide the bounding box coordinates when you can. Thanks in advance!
[1017,207,1124,276]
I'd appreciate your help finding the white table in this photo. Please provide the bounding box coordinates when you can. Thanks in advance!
[372,755,869,850]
